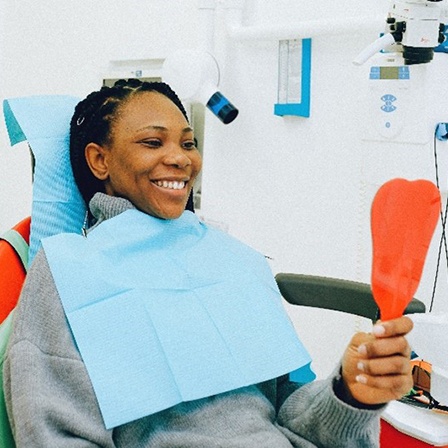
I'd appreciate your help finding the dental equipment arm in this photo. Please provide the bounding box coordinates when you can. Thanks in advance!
[354,0,446,65]
[353,33,397,66]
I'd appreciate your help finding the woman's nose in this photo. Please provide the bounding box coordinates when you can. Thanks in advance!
[164,145,192,169]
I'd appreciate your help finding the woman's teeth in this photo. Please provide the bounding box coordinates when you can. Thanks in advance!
[153,180,186,190]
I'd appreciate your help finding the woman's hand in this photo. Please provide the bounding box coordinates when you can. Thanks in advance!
[341,315,414,405]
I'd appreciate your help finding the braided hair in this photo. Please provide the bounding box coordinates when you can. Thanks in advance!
[70,79,190,207]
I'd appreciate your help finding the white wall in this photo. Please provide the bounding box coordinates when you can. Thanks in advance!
[0,0,447,378]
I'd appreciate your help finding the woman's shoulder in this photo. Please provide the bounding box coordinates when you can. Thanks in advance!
[8,248,81,361]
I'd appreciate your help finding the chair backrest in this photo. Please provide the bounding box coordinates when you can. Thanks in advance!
[0,216,30,323]
[3,95,84,266]
[275,273,426,322]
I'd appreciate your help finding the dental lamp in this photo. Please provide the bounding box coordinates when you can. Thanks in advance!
[354,0,446,65]
[162,50,239,124]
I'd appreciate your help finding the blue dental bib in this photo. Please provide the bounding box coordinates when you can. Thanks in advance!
[43,209,310,429]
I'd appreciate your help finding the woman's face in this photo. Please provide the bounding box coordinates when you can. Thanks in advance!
[90,91,202,220]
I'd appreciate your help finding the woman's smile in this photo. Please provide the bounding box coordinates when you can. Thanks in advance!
[151,179,188,190]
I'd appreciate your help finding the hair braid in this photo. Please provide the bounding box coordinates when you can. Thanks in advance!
[70,79,189,206]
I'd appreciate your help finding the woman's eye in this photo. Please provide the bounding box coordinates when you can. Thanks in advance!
[182,140,197,150]
[141,139,162,148]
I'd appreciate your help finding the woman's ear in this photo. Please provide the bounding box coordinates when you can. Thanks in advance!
[85,143,109,180]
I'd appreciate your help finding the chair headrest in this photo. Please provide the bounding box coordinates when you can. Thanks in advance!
[3,95,85,265]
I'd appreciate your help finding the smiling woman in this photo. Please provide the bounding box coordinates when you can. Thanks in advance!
[69,79,199,220]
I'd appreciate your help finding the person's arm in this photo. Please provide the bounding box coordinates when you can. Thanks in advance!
[276,316,413,447]
[4,250,115,448]
[277,371,384,447]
